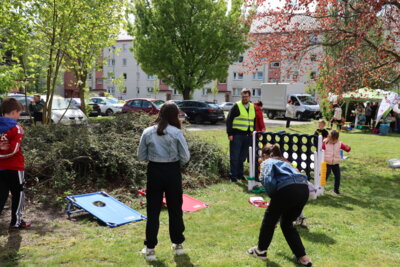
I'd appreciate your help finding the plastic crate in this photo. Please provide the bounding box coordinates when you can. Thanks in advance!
[379,123,390,136]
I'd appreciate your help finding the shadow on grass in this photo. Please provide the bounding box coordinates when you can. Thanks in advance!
[174,254,196,267]
[298,228,336,245]
[311,172,400,220]
[0,204,62,266]
[0,230,22,267]
[146,259,168,267]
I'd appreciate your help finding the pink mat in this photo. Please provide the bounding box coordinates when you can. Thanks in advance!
[181,194,208,212]
[138,189,208,212]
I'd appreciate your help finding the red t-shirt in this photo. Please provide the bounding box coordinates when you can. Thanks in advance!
[0,124,24,171]
[255,104,266,132]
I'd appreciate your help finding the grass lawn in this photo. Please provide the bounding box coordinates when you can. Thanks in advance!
[1,122,399,266]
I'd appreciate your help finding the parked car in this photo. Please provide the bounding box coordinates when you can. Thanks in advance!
[219,102,234,111]
[41,95,88,124]
[87,102,101,117]
[177,100,225,124]
[122,98,188,121]
[65,98,81,108]
[89,97,124,116]
[0,93,34,124]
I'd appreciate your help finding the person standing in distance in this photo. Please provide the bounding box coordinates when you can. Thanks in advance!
[226,88,256,182]
[29,94,45,125]
[137,102,190,261]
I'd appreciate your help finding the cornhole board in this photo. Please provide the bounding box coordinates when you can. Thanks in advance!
[138,189,208,212]
[66,192,146,227]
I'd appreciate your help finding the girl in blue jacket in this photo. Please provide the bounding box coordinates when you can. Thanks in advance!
[247,144,312,266]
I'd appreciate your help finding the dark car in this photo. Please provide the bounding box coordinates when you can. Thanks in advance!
[177,100,225,124]
[122,98,188,121]
[0,94,33,124]
[122,98,164,115]
[87,102,101,117]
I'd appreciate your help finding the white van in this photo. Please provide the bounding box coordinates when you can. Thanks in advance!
[42,95,88,125]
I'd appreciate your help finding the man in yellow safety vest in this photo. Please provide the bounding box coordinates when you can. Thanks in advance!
[226,88,256,182]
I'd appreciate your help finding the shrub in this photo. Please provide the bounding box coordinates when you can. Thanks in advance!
[23,113,228,201]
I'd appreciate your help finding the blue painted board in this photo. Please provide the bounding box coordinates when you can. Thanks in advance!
[67,192,145,227]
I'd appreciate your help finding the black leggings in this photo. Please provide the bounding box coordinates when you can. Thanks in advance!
[326,164,341,192]
[144,161,185,249]
[258,184,309,258]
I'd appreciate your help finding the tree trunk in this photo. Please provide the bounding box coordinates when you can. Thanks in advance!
[182,87,191,100]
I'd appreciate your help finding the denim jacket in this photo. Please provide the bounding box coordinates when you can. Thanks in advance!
[261,158,307,197]
[137,124,190,165]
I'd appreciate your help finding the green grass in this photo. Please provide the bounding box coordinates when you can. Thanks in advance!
[1,122,399,266]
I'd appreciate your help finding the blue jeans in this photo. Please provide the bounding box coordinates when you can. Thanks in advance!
[229,134,252,180]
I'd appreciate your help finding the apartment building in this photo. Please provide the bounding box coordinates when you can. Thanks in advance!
[64,35,320,103]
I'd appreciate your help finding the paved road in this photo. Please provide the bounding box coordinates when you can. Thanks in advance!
[186,117,313,131]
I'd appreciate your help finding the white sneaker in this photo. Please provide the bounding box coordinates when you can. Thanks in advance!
[141,247,157,261]
[171,243,184,255]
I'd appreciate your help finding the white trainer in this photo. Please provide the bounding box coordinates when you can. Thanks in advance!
[141,247,157,261]
[171,243,184,255]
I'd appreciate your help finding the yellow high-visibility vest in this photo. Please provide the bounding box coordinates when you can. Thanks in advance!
[232,101,255,131]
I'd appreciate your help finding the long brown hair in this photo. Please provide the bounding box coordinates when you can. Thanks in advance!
[154,102,181,136]
[261,144,287,162]
[326,130,339,143]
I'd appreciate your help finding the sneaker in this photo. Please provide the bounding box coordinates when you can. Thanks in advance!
[247,246,267,261]
[171,243,184,255]
[9,220,31,230]
[333,190,340,195]
[293,217,308,228]
[141,247,156,261]
[297,256,312,266]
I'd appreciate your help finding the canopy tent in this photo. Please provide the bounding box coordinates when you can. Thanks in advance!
[329,87,390,103]
[329,88,393,125]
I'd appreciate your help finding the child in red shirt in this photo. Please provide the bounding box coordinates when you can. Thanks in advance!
[0,98,31,229]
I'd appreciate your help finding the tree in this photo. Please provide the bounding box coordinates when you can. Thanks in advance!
[245,0,400,96]
[0,0,32,94]
[64,0,126,114]
[129,0,250,99]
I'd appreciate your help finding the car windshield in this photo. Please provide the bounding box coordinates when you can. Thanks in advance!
[105,98,118,104]
[298,96,317,105]
[152,100,165,108]
[51,97,79,110]
[208,103,219,109]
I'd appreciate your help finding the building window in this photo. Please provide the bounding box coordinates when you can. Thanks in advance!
[137,87,140,94]
[147,75,155,80]
[310,54,317,61]
[88,73,92,80]
[292,71,299,81]
[107,72,114,80]
[252,88,261,97]
[202,88,212,96]
[219,79,226,84]
[108,59,115,66]
[107,87,115,94]
[233,72,243,80]
[232,88,241,96]
[310,71,317,80]
[96,78,103,85]
[174,89,180,95]
[123,73,127,80]
[147,87,153,92]
[270,62,280,68]
[122,44,127,52]
[237,56,244,63]
[252,72,263,80]
[122,58,127,66]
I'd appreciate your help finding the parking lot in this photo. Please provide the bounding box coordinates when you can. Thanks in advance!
[186,117,313,131]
